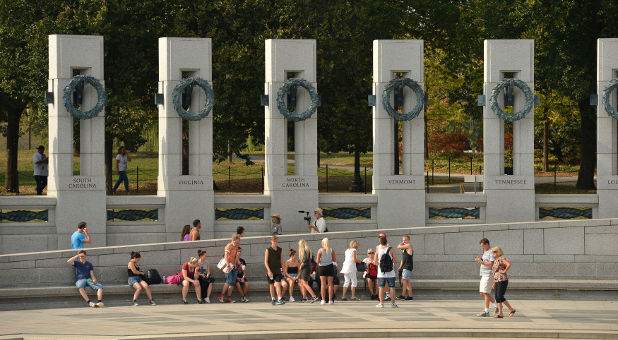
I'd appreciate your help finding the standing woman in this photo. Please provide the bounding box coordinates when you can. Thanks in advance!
[298,239,319,303]
[315,238,336,305]
[127,252,155,306]
[374,233,399,308]
[113,146,130,194]
[340,240,361,301]
[492,246,516,318]
[285,248,300,302]
[181,257,203,304]
[181,225,191,241]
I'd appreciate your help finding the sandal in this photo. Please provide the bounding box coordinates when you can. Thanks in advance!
[509,310,516,317]
[494,315,504,318]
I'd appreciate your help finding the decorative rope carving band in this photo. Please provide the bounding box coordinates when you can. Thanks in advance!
[172,77,215,121]
[382,77,424,121]
[276,78,319,122]
[539,207,592,220]
[489,79,533,122]
[63,75,107,120]
[602,79,618,120]
[107,209,158,222]
[216,208,264,220]
[323,207,371,220]
[0,210,48,223]
[429,207,480,219]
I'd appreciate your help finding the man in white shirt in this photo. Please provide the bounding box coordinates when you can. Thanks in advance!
[112,146,130,194]
[474,238,497,317]
[308,208,326,233]
[33,146,48,195]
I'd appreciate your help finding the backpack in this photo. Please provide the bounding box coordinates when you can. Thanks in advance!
[366,263,378,277]
[164,273,182,285]
[145,269,162,285]
[379,247,393,273]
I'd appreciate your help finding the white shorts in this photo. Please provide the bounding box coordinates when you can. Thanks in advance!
[343,272,358,288]
[479,276,492,294]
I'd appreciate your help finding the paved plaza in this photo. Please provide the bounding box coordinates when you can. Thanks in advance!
[1,298,617,339]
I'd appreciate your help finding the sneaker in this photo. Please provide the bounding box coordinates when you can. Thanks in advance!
[341,297,348,301]
[149,300,156,306]
[310,296,319,303]
[329,300,334,305]
[225,297,232,303]
[197,299,204,304]
[385,293,391,300]
[405,296,414,301]
[396,295,406,300]
[218,294,224,303]
[271,298,276,305]
[300,298,307,303]
[371,294,378,300]
[276,299,285,305]
[204,297,210,303]
[289,296,295,302]
[183,299,189,304]
[96,301,104,308]
[477,311,490,317]
[391,303,398,308]
[89,301,96,308]
[132,301,139,306]
[244,297,250,303]
[321,300,326,305]
[240,296,246,302]
[351,297,360,301]
[376,303,384,308]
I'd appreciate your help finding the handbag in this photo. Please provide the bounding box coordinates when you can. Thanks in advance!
[217,257,232,273]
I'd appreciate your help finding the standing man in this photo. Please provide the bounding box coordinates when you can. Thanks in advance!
[265,235,286,305]
[271,213,282,235]
[33,145,48,195]
[396,235,414,300]
[190,219,201,241]
[112,146,130,194]
[219,233,241,303]
[71,221,91,249]
[475,238,498,317]
[67,250,104,307]
[308,208,326,233]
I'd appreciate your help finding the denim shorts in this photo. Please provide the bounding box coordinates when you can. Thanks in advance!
[225,268,238,286]
[402,269,412,280]
[378,277,396,288]
[76,279,103,291]
[128,275,143,287]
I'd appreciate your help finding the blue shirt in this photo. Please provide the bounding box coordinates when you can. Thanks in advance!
[71,231,86,249]
[74,260,93,281]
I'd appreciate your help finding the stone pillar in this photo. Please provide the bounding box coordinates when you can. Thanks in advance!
[48,35,107,248]
[372,40,425,228]
[597,39,618,218]
[264,39,319,233]
[483,40,535,223]
[157,38,214,240]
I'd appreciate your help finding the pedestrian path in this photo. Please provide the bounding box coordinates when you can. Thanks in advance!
[1,298,616,339]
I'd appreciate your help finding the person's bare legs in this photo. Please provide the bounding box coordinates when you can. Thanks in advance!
[181,280,190,301]
[342,286,348,299]
[269,283,275,299]
[206,282,213,298]
[301,279,316,298]
[496,302,503,316]
[132,283,143,301]
[481,292,494,308]
[287,278,295,298]
[351,286,356,299]
[320,276,327,300]
[139,281,153,300]
[243,282,249,296]
[389,286,396,304]
[96,288,103,301]
[274,281,283,300]
[194,281,202,301]
[503,300,515,314]
[367,278,375,296]
[78,288,89,302]
[378,285,385,304]
[327,276,334,301]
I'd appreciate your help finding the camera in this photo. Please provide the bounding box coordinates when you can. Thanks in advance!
[298,210,311,223]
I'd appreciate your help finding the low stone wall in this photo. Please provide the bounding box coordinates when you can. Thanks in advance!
[1,219,617,288]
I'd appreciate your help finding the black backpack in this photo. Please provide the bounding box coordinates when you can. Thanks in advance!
[145,269,162,285]
[379,247,393,273]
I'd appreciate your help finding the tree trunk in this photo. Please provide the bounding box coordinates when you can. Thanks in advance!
[576,101,596,189]
[349,148,363,192]
[227,139,232,164]
[5,109,22,193]
[543,120,549,172]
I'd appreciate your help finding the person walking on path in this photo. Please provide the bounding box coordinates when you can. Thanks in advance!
[308,208,327,233]
[397,235,414,300]
[127,252,156,306]
[70,222,91,249]
[316,238,336,304]
[265,235,286,305]
[33,145,48,195]
[67,250,103,308]
[113,146,130,194]
[219,233,241,303]
[190,219,201,241]
[181,225,191,241]
[374,233,399,308]
[181,257,203,304]
[475,238,498,317]
[271,213,283,235]
[340,240,361,301]
[492,246,516,318]
[197,249,214,303]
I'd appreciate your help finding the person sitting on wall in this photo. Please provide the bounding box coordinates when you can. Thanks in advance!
[71,221,91,249]
[237,226,245,238]
[67,250,103,308]
[308,208,327,233]
[271,213,282,235]
[190,219,201,241]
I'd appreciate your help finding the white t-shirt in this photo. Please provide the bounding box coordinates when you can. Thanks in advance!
[480,249,495,277]
[376,245,396,278]
[33,152,48,176]
[116,153,128,171]
[311,217,326,234]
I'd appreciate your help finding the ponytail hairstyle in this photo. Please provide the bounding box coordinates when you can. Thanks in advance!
[289,248,296,257]
[130,251,141,259]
